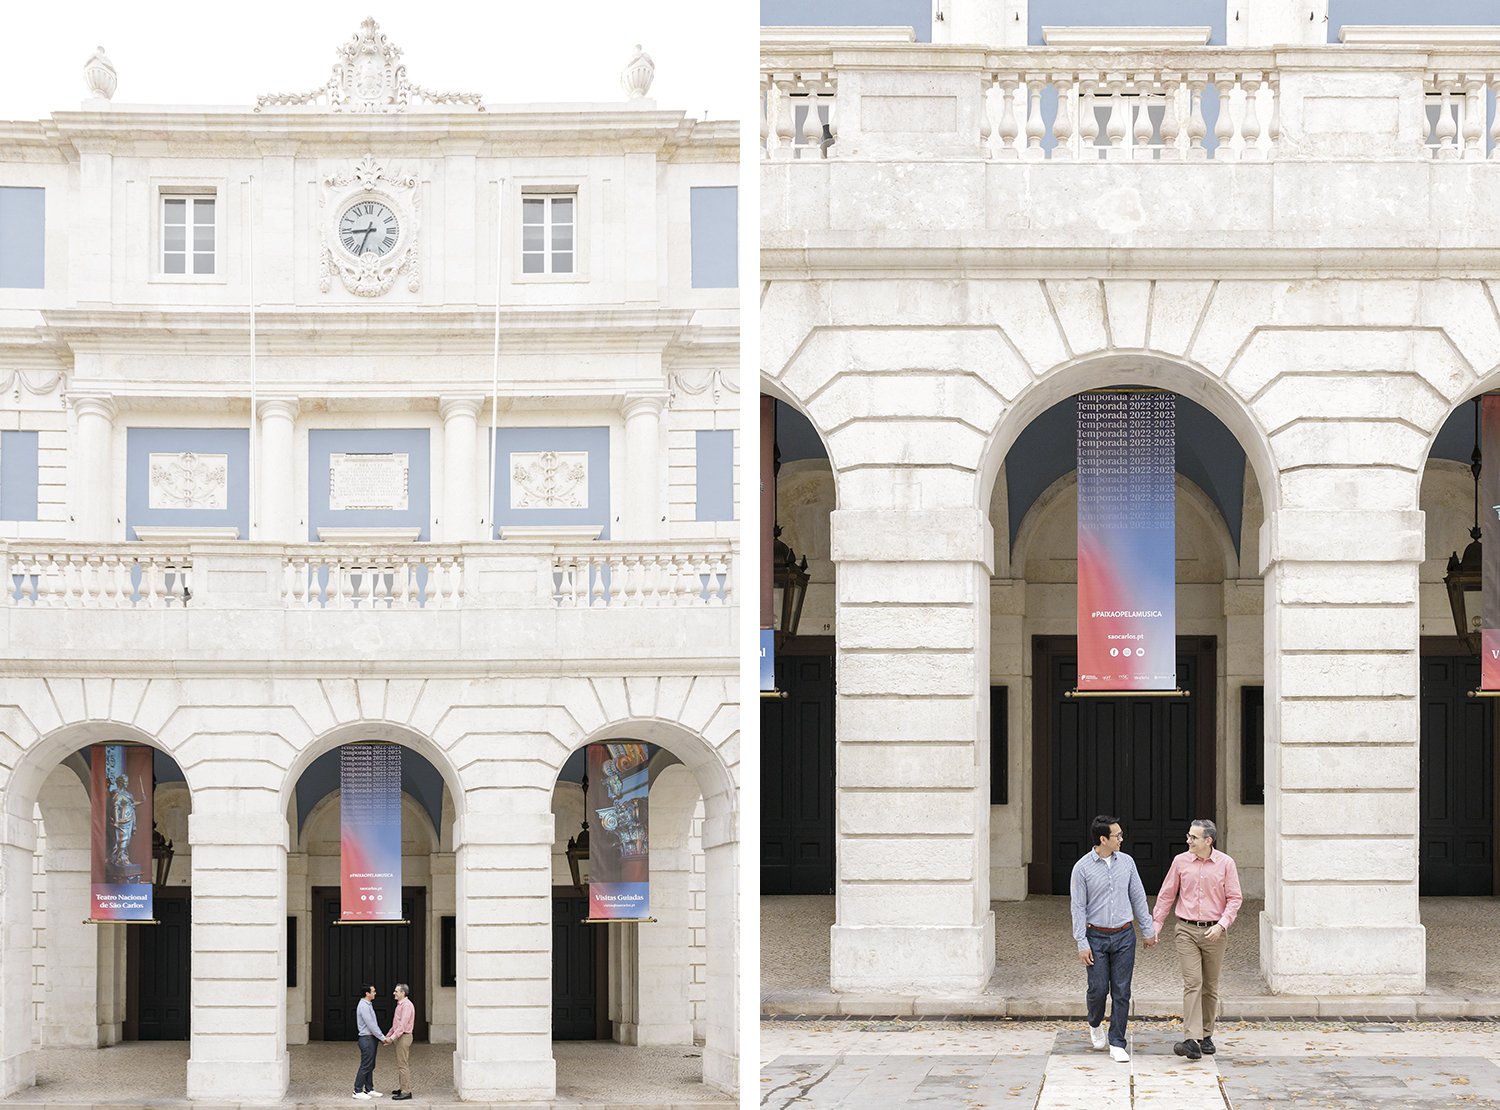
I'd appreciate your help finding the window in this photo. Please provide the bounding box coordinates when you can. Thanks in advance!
[690,186,737,289]
[695,430,734,522]
[521,194,574,275]
[440,916,456,987]
[0,187,44,288]
[161,194,215,275]
[990,685,1008,805]
[0,431,39,522]
[1241,685,1265,805]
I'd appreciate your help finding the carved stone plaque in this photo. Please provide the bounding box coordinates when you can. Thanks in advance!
[329,452,409,511]
[510,450,589,509]
[148,452,228,510]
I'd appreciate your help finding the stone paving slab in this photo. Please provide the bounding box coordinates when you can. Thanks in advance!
[1218,1054,1500,1109]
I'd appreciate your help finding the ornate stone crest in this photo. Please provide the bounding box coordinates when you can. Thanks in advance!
[148,453,228,510]
[511,451,589,509]
[255,17,484,113]
[319,154,420,297]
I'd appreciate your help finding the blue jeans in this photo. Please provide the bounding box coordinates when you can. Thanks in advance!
[354,1034,379,1093]
[1085,926,1136,1048]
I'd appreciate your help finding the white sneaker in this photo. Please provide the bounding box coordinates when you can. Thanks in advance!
[1089,1023,1107,1050]
[353,1094,371,1101]
[1110,1044,1130,1062]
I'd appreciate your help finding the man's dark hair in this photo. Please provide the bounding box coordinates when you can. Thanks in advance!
[363,984,376,996]
[1091,815,1120,847]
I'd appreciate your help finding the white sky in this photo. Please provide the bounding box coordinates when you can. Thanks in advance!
[0,1,751,122]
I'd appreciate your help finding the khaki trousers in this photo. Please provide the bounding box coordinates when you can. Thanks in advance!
[1174,920,1227,1040]
[394,1032,412,1092]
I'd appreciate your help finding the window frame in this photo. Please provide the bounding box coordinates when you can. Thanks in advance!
[520,191,576,277]
[151,182,224,284]
[514,183,585,283]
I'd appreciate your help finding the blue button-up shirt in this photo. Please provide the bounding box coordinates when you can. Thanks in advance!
[356,997,384,1039]
[1069,848,1155,949]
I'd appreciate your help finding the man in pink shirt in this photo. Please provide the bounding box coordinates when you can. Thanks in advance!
[1151,818,1242,1062]
[383,983,415,1100]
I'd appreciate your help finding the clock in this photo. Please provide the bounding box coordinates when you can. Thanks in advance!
[337,199,401,259]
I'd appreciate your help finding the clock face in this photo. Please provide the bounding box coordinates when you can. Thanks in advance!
[338,200,401,259]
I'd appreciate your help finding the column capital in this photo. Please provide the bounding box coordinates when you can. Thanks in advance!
[622,392,668,421]
[439,394,486,422]
[69,393,117,421]
[257,396,299,422]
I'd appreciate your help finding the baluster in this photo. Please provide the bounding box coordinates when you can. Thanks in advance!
[397,559,414,609]
[1022,77,1045,160]
[799,93,822,159]
[760,76,772,159]
[710,555,729,606]
[1052,76,1075,161]
[590,556,607,608]
[995,76,1019,160]
[1079,78,1100,158]
[373,558,390,609]
[697,553,715,604]
[720,551,734,606]
[142,557,160,608]
[607,554,625,607]
[1267,74,1281,151]
[282,558,296,607]
[774,78,795,161]
[617,554,638,607]
[1186,77,1208,160]
[1105,77,1128,159]
[40,555,60,606]
[1436,79,1458,159]
[1132,78,1155,161]
[570,558,588,608]
[111,555,131,607]
[825,83,838,151]
[1241,74,1263,159]
[175,563,192,606]
[58,554,79,606]
[1463,79,1484,159]
[1213,75,1237,161]
[644,553,665,606]
[1159,77,1182,160]
[980,73,994,155]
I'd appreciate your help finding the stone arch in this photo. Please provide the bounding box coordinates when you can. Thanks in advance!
[4,720,195,824]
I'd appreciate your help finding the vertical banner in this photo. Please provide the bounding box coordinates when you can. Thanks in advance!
[1483,396,1500,688]
[1077,390,1177,690]
[761,396,776,691]
[90,743,153,921]
[586,741,653,920]
[340,743,402,921]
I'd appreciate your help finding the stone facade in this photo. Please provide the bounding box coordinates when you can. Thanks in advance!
[763,3,1500,999]
[0,20,738,1102]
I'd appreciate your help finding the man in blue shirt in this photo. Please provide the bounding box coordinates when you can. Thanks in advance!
[1070,814,1157,1061]
[353,983,386,1099]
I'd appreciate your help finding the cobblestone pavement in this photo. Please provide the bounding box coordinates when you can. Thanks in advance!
[762,895,1500,1016]
[0,1040,731,1108]
[761,1019,1500,1108]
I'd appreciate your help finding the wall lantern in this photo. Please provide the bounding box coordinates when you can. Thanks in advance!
[565,772,591,891]
[773,526,809,643]
[1444,397,1484,655]
[152,823,175,888]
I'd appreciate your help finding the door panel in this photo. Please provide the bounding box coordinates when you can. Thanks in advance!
[1420,653,1494,895]
[312,888,424,1041]
[131,889,190,1040]
[551,889,607,1040]
[761,654,835,895]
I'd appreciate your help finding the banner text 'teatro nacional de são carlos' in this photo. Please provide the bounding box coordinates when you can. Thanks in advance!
[90,743,153,921]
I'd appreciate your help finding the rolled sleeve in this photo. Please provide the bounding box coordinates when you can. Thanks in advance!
[1152,857,1180,937]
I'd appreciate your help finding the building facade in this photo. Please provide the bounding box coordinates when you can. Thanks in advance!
[0,20,739,1101]
[762,0,1499,1000]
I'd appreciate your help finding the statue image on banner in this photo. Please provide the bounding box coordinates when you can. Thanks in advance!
[586,741,653,920]
[89,743,154,921]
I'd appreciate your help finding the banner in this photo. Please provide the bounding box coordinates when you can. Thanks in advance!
[586,741,653,920]
[90,743,153,921]
[762,397,776,690]
[340,743,402,921]
[1484,396,1500,688]
[1076,390,1177,690]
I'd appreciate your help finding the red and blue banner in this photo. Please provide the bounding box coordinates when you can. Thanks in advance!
[340,743,402,921]
[586,741,652,920]
[1483,396,1500,688]
[1077,390,1177,690]
[90,743,153,921]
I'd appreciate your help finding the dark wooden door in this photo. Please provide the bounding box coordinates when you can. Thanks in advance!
[1420,651,1495,895]
[1034,637,1215,895]
[552,889,608,1040]
[761,652,836,895]
[127,888,190,1040]
[311,887,425,1041]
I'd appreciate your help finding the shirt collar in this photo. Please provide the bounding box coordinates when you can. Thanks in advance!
[1189,848,1219,864]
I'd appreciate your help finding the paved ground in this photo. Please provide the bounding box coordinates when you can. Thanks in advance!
[0,1041,732,1108]
[761,1018,1500,1108]
[762,895,1500,1017]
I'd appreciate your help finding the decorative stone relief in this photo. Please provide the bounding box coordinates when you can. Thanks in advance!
[668,368,739,408]
[84,47,116,101]
[318,154,420,297]
[329,452,410,511]
[621,45,655,99]
[255,17,484,113]
[148,453,228,510]
[511,451,589,509]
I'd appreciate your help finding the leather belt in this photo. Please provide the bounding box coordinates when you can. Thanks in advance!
[1086,922,1132,933]
[1181,918,1219,928]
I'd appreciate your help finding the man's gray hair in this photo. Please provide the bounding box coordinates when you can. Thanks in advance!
[1191,819,1217,847]
[395,983,410,996]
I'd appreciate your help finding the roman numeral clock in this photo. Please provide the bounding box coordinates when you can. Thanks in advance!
[319,153,420,296]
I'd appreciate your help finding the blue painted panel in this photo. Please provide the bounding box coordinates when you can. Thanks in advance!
[1029,0,1226,45]
[492,427,611,539]
[762,0,932,41]
[0,187,44,289]
[0,431,39,521]
[307,429,431,542]
[126,428,250,541]
[690,187,738,290]
[695,430,735,522]
[1330,0,1498,39]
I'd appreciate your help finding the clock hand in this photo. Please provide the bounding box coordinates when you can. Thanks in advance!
[358,224,376,253]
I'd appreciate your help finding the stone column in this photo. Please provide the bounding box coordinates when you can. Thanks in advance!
[621,394,666,540]
[40,841,96,1046]
[257,397,298,542]
[1259,508,1424,994]
[451,808,556,1101]
[185,808,289,1099]
[71,395,117,541]
[0,819,37,1095]
[699,794,738,1092]
[829,507,995,994]
[440,396,484,542]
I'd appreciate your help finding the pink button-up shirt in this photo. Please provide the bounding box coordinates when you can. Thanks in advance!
[1151,848,1243,935]
[388,997,415,1039]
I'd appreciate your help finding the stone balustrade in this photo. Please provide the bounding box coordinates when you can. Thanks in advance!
[283,547,464,610]
[4,546,191,608]
[1421,69,1500,158]
[550,541,735,608]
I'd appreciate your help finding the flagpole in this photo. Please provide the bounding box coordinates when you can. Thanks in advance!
[487,178,503,541]
[247,173,258,540]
